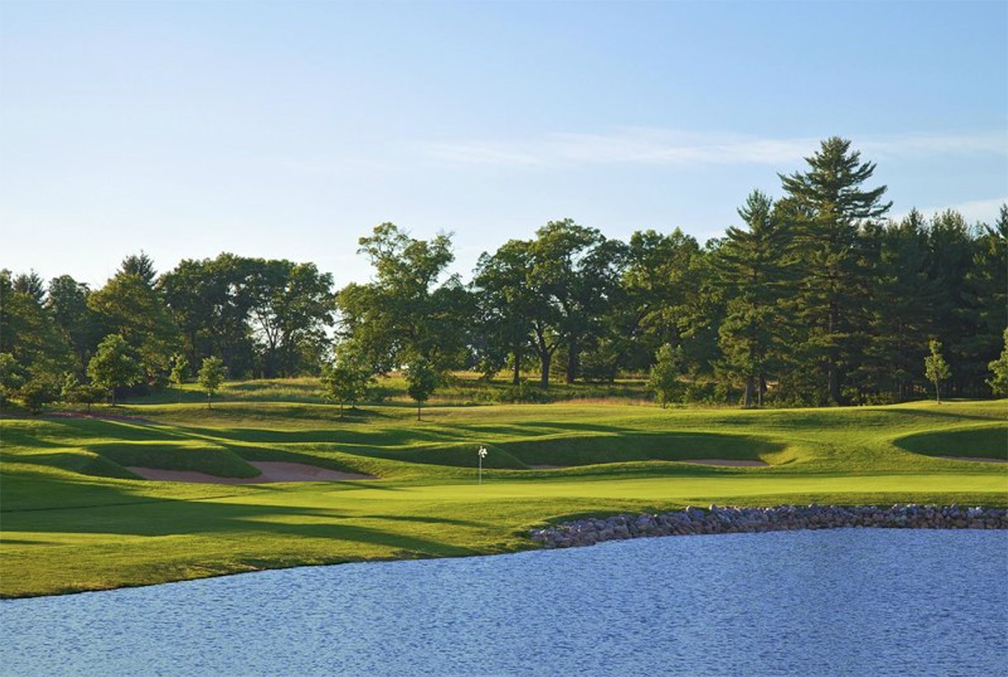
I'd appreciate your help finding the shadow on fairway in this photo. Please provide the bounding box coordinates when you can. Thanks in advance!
[496,431,783,468]
[3,494,481,557]
[894,424,1008,461]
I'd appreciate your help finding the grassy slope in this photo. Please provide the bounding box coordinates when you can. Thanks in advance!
[1,382,1005,598]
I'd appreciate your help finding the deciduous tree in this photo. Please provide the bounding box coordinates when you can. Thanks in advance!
[405,357,439,421]
[987,329,1008,397]
[320,345,373,416]
[924,339,951,404]
[197,356,227,409]
[87,334,143,406]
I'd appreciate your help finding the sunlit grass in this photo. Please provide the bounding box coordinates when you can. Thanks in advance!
[1,389,1005,597]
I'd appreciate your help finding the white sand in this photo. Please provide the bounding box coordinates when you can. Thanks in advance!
[126,461,378,484]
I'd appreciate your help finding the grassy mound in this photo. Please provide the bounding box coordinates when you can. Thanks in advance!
[325,442,529,469]
[4,450,139,480]
[895,424,1008,461]
[87,441,262,478]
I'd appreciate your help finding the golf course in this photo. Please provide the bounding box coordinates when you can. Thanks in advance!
[1,378,1005,599]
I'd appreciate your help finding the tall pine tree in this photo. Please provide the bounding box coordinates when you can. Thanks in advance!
[716,190,794,406]
[779,137,891,404]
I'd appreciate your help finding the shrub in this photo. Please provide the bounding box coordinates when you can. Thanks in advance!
[494,382,550,404]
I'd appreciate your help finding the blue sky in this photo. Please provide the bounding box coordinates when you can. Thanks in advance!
[2,1,1006,288]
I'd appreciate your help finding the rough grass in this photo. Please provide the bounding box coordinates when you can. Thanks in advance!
[130,372,654,407]
[1,388,1005,598]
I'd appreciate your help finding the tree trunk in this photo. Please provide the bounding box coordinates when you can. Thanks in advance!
[827,358,841,405]
[417,403,421,421]
[758,375,766,407]
[565,345,579,384]
[512,349,521,385]
[539,351,551,389]
[744,375,756,408]
[935,380,941,404]
[827,300,842,405]
[207,393,212,410]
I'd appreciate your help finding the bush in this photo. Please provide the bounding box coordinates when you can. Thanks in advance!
[365,384,394,404]
[494,382,550,404]
[19,377,60,414]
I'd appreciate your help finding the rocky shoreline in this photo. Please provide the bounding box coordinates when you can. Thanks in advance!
[530,504,1008,549]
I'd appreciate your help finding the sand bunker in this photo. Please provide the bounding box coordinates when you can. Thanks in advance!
[678,458,768,467]
[937,455,1008,464]
[126,461,378,484]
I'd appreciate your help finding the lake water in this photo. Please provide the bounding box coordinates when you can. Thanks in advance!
[2,529,1006,677]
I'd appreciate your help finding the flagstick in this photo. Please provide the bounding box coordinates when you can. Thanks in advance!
[478,446,487,486]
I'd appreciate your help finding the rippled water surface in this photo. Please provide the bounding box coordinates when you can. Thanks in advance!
[3,529,1006,677]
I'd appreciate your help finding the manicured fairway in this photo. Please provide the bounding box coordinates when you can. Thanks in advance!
[1,389,1005,598]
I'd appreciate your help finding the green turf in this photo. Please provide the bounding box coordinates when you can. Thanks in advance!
[1,384,1006,598]
[894,423,1008,460]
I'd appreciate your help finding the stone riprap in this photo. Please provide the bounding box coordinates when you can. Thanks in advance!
[530,504,1008,549]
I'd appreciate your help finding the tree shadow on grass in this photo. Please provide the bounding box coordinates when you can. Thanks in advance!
[893,425,1008,460]
[4,496,481,557]
[359,514,481,527]
[169,424,452,447]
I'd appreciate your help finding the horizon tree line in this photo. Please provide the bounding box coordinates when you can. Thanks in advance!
[2,137,1006,411]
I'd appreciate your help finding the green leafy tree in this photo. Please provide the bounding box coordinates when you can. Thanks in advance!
[611,229,705,379]
[780,137,891,405]
[19,375,60,414]
[197,356,227,409]
[924,339,952,404]
[86,334,142,406]
[0,353,25,406]
[160,254,258,377]
[1,270,74,387]
[88,256,180,384]
[46,275,100,373]
[472,240,536,384]
[987,329,1008,397]
[647,344,683,408]
[405,357,439,421]
[61,372,102,414]
[338,224,467,377]
[245,259,335,377]
[320,345,373,417]
[526,219,626,386]
[169,353,189,401]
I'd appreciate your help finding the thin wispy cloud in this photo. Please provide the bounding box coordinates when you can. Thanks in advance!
[892,196,1007,225]
[423,128,1007,168]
